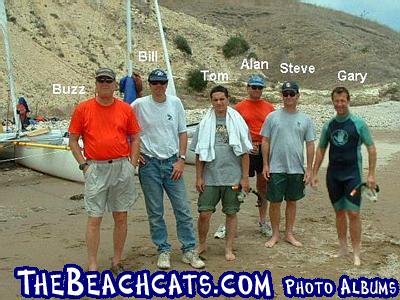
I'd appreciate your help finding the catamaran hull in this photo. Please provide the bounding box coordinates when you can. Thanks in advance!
[15,145,85,182]
[15,138,196,182]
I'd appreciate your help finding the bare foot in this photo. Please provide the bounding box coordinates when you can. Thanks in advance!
[354,255,361,266]
[198,243,207,255]
[87,265,98,272]
[265,236,279,248]
[285,235,303,247]
[331,248,349,258]
[225,250,236,261]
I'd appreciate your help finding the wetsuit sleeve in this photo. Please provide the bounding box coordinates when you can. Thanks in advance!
[358,119,374,146]
[318,122,330,148]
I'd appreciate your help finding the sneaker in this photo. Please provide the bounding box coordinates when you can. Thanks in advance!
[110,263,125,275]
[182,250,205,269]
[259,222,272,237]
[214,224,226,239]
[157,252,171,270]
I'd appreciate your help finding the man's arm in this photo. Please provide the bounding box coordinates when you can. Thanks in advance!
[171,131,188,180]
[195,154,205,193]
[69,133,88,172]
[129,133,140,167]
[311,146,326,187]
[366,145,377,189]
[304,140,315,184]
[261,136,270,180]
[239,153,250,192]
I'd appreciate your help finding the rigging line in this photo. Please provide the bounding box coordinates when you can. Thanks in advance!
[0,148,68,164]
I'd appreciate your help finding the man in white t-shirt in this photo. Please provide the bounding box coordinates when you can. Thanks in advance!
[131,69,204,270]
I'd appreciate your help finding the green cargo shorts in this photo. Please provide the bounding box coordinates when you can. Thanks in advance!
[267,173,305,203]
[198,186,241,215]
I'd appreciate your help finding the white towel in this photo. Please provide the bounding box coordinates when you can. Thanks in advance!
[195,106,253,161]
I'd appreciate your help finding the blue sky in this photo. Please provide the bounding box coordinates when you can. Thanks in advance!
[300,0,400,31]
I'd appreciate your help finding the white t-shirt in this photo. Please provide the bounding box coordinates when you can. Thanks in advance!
[131,94,187,159]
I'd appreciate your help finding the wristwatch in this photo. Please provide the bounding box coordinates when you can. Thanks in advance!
[179,155,186,161]
[79,162,89,171]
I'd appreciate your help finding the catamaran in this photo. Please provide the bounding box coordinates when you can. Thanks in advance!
[0,0,196,182]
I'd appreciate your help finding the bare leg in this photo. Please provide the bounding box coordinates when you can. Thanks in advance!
[348,211,361,266]
[265,202,281,248]
[256,173,268,224]
[198,212,212,254]
[112,212,128,266]
[334,210,349,257]
[225,214,237,261]
[86,217,102,271]
[285,201,302,247]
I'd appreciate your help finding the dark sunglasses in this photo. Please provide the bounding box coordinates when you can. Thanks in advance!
[150,81,168,86]
[250,85,263,90]
[96,77,114,84]
[282,91,297,97]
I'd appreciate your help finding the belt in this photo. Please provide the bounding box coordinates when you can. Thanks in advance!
[88,157,128,164]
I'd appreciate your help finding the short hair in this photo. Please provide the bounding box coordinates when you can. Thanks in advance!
[331,86,350,101]
[210,85,229,99]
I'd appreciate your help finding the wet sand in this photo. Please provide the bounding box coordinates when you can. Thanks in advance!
[0,129,399,299]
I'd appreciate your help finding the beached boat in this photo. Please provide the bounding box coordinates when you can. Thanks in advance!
[1,0,197,182]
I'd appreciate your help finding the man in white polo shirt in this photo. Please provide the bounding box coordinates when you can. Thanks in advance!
[131,69,205,270]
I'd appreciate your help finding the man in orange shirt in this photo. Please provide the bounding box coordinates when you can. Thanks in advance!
[69,68,141,274]
[235,75,275,236]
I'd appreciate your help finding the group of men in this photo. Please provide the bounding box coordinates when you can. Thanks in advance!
[69,67,377,273]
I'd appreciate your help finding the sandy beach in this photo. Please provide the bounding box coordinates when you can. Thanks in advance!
[0,129,399,299]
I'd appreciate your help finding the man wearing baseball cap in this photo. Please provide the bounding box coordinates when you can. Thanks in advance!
[235,75,275,237]
[69,67,141,274]
[260,81,316,248]
[131,69,205,270]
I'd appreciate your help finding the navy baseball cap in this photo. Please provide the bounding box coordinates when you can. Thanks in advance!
[282,81,299,93]
[148,69,168,82]
[95,67,116,80]
[247,75,266,87]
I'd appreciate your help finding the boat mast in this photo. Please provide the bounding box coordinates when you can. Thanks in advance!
[154,0,176,96]
[126,0,133,77]
[0,0,20,133]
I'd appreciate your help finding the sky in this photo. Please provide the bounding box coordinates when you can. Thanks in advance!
[300,0,400,32]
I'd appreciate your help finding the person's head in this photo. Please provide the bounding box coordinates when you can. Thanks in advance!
[247,75,265,100]
[95,67,116,99]
[331,86,350,116]
[281,81,300,108]
[210,85,229,116]
[148,69,168,99]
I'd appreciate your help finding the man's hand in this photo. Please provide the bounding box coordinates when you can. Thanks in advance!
[171,158,185,180]
[240,176,250,193]
[303,168,312,185]
[249,143,259,155]
[367,174,376,190]
[310,176,319,188]
[196,177,205,193]
[138,154,145,166]
[262,164,270,181]
[83,164,90,174]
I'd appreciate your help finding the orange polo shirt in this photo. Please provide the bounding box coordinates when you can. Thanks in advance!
[69,97,140,160]
[235,98,275,144]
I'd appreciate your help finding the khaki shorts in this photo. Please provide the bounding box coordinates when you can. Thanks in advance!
[198,186,241,215]
[84,158,137,217]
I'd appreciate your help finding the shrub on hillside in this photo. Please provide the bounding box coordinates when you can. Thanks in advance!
[174,35,192,55]
[187,69,207,92]
[223,36,250,58]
